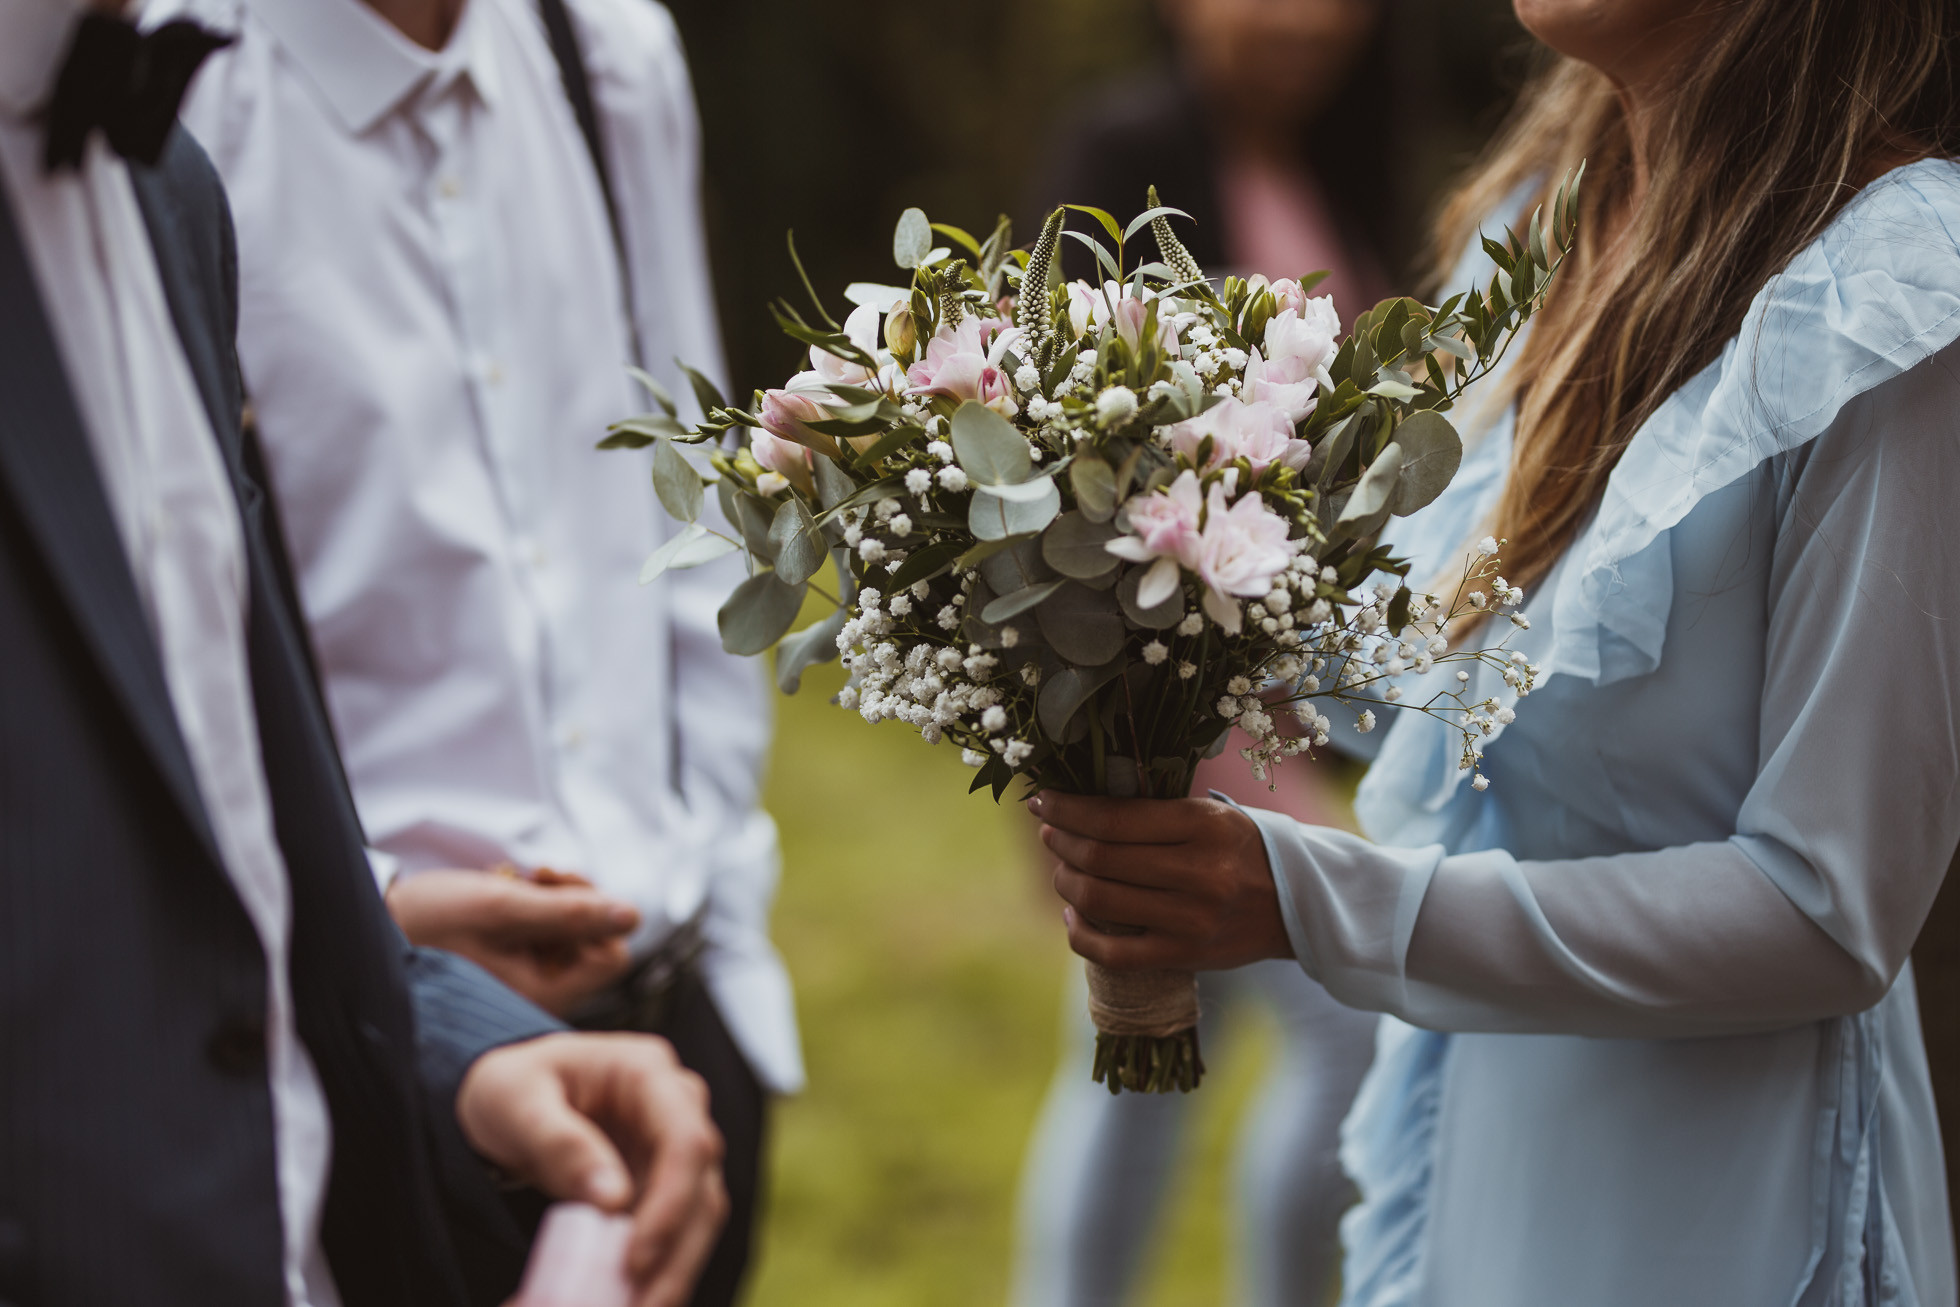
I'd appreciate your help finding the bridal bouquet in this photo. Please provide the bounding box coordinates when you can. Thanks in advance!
[605,180,1578,1092]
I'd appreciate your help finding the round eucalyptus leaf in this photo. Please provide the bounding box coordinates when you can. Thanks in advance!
[978,537,1055,595]
[768,496,826,586]
[1116,563,1185,629]
[1069,454,1118,523]
[1336,442,1404,529]
[1387,410,1463,516]
[640,523,738,584]
[1037,582,1127,665]
[774,606,847,694]
[651,439,703,523]
[893,207,933,270]
[1036,656,1128,739]
[951,402,1032,487]
[969,479,1060,541]
[718,571,808,656]
[1040,511,1120,580]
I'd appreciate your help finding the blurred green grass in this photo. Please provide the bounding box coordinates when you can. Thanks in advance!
[749,660,1282,1307]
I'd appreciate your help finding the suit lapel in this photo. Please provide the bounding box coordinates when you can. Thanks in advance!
[0,163,224,868]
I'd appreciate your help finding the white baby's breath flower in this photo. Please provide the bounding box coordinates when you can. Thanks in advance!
[859,539,887,563]
[1478,536,1500,557]
[890,514,914,538]
[888,594,913,617]
[937,466,969,492]
[1221,346,1248,371]
[1000,626,1020,649]
[981,706,1008,733]
[1227,675,1252,695]
[1467,591,1487,609]
[961,748,987,767]
[905,468,933,495]
[875,498,900,521]
[1356,709,1377,734]
[1139,640,1169,666]
[843,522,863,547]
[1001,739,1034,766]
[1177,661,1197,680]
[1217,697,1241,719]
[1456,670,1471,683]
[1015,364,1041,392]
[928,440,954,463]
[936,604,960,631]
[1176,612,1205,637]
[1472,773,1491,791]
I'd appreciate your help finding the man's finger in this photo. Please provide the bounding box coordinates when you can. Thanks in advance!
[499,1076,636,1210]
[487,881,640,942]
[1051,862,1190,936]
[623,1060,724,1286]
[634,1170,726,1307]
[1026,791,1203,845]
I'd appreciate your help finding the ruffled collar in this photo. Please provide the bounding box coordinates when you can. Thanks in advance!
[1356,158,1960,841]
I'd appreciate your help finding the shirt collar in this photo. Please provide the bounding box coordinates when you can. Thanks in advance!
[241,0,499,136]
[0,0,93,122]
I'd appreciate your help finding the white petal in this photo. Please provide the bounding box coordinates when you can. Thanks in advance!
[1202,587,1242,634]
[1137,555,1182,608]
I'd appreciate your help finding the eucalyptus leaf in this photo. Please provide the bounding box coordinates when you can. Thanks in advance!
[970,480,1060,541]
[893,207,932,270]
[981,579,1066,623]
[979,475,1057,504]
[718,479,776,562]
[718,571,807,656]
[886,538,962,591]
[775,606,847,694]
[628,366,678,416]
[1036,582,1127,665]
[676,360,725,419]
[1387,410,1463,517]
[977,537,1054,596]
[1367,378,1420,401]
[1116,563,1184,629]
[844,282,911,311]
[1337,443,1405,528]
[1069,454,1118,523]
[639,523,738,583]
[811,452,855,510]
[651,438,704,522]
[951,401,1032,486]
[768,497,825,585]
[1040,511,1120,580]
[1037,656,1127,739]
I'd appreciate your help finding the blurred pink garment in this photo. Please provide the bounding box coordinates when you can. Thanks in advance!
[513,1205,635,1307]
[1218,153,1390,317]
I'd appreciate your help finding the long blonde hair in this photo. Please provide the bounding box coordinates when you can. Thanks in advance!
[1432,0,1960,595]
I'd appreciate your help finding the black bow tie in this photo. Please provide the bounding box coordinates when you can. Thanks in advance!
[42,12,231,174]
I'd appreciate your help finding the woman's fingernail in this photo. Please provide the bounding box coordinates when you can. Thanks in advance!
[1027,792,1048,815]
[1062,906,1075,930]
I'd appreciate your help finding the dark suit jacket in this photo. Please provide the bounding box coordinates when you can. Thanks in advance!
[0,130,561,1307]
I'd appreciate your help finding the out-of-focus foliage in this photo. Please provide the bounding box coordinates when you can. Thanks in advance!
[666,0,1530,398]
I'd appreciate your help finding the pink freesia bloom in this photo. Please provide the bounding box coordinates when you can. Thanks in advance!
[905,316,1021,417]
[1163,397,1306,476]
[757,378,841,461]
[749,426,816,496]
[808,302,885,387]
[1065,280,1181,357]
[1105,471,1203,608]
[1241,298,1340,422]
[1268,277,1311,316]
[1193,481,1300,631]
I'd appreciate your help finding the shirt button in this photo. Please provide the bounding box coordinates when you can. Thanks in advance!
[438,175,463,199]
[483,360,505,386]
[561,725,585,751]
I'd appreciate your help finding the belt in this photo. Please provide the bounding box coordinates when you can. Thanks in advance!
[569,910,708,1034]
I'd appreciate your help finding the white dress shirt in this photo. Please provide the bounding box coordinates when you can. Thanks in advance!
[0,1,338,1303]
[163,0,802,1092]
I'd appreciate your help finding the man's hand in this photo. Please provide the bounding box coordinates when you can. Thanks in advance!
[386,869,639,1016]
[460,1032,728,1307]
[1030,790,1294,972]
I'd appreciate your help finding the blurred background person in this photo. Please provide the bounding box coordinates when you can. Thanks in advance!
[163,0,799,1302]
[1011,4,1399,1304]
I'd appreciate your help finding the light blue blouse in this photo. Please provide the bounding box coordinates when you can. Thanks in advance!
[1249,160,1960,1306]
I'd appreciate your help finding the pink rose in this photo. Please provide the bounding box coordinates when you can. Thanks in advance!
[1193,480,1298,601]
[1163,398,1306,476]
[1105,471,1204,608]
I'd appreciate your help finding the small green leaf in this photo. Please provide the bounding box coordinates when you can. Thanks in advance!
[931,222,983,258]
[775,606,847,694]
[981,579,1066,623]
[1037,656,1127,738]
[651,439,704,522]
[1063,204,1124,247]
[970,480,1060,540]
[676,360,725,418]
[628,366,677,416]
[598,429,655,450]
[1366,378,1420,401]
[1121,204,1192,241]
[718,571,807,656]
[893,207,932,270]
[768,496,825,585]
[639,523,738,583]
[951,401,1032,486]
[810,452,855,510]
[1387,410,1463,517]
[1337,442,1404,529]
[1069,454,1118,523]
[850,424,927,467]
[1040,511,1120,580]
[886,538,963,590]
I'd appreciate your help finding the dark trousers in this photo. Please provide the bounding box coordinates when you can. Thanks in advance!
[1913,840,1960,1255]
[575,972,768,1307]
